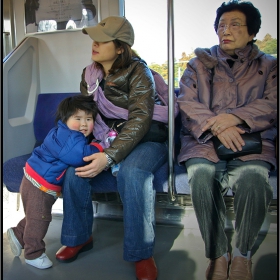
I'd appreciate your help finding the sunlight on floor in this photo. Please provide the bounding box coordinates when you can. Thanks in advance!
[2,185,63,234]
[3,185,24,233]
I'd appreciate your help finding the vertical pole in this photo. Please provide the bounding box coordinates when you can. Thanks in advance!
[119,0,125,16]
[97,0,101,21]
[167,0,176,202]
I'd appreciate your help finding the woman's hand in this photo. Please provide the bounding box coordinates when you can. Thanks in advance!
[202,113,244,136]
[75,152,108,178]
[216,126,246,152]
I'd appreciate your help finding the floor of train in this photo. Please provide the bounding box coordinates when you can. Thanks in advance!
[2,190,278,280]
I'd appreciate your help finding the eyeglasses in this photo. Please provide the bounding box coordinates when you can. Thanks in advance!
[218,22,247,32]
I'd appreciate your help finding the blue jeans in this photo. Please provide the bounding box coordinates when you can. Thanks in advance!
[185,158,273,259]
[61,141,168,262]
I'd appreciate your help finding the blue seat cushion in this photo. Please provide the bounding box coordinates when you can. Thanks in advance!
[3,154,31,192]
[34,93,78,143]
[4,154,277,199]
[3,154,189,194]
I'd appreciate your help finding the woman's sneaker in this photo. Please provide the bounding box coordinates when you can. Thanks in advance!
[7,228,22,257]
[25,253,53,269]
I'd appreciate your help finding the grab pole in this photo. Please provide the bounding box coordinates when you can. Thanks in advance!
[167,0,176,202]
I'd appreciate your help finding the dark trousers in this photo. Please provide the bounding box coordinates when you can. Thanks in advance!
[185,158,273,259]
[13,176,56,260]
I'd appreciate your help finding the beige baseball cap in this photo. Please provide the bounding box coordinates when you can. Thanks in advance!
[82,16,134,46]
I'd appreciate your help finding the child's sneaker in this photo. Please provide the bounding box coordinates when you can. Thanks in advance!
[25,253,53,269]
[7,228,22,257]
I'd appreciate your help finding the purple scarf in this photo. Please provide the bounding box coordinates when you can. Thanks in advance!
[85,62,179,148]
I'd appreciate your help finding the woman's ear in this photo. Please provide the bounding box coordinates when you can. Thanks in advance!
[117,48,124,54]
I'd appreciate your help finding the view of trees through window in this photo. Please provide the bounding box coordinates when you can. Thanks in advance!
[149,33,277,86]
[255,34,277,55]
[125,0,277,87]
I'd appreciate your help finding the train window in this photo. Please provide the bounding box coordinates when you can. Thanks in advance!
[25,0,98,33]
[125,0,277,86]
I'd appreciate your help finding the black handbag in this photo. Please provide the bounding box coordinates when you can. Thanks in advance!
[140,120,168,143]
[106,119,168,143]
[209,68,262,160]
[212,132,262,160]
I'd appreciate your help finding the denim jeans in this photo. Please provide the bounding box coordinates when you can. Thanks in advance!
[185,158,273,259]
[61,141,168,262]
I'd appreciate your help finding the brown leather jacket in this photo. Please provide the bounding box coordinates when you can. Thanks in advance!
[80,58,157,163]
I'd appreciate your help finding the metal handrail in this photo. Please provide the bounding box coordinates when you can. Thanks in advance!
[167,0,176,202]
[3,37,28,63]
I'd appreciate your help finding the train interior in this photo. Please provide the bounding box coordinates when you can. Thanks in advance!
[2,0,278,279]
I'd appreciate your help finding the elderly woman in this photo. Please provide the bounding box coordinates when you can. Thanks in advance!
[177,1,277,280]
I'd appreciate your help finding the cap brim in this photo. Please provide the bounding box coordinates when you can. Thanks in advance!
[82,26,115,42]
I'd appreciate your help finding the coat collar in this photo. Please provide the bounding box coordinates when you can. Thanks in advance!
[194,44,263,69]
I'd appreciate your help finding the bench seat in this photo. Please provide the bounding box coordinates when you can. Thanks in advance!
[3,92,277,204]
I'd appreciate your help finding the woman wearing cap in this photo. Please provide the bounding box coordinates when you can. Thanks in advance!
[55,16,168,280]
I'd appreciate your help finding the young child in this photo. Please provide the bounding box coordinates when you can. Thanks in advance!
[6,95,103,269]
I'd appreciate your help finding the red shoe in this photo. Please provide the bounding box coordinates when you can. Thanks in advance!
[135,257,158,280]
[56,236,93,263]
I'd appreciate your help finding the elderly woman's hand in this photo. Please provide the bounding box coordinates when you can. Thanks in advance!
[75,152,108,178]
[202,113,244,136]
[216,126,246,152]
